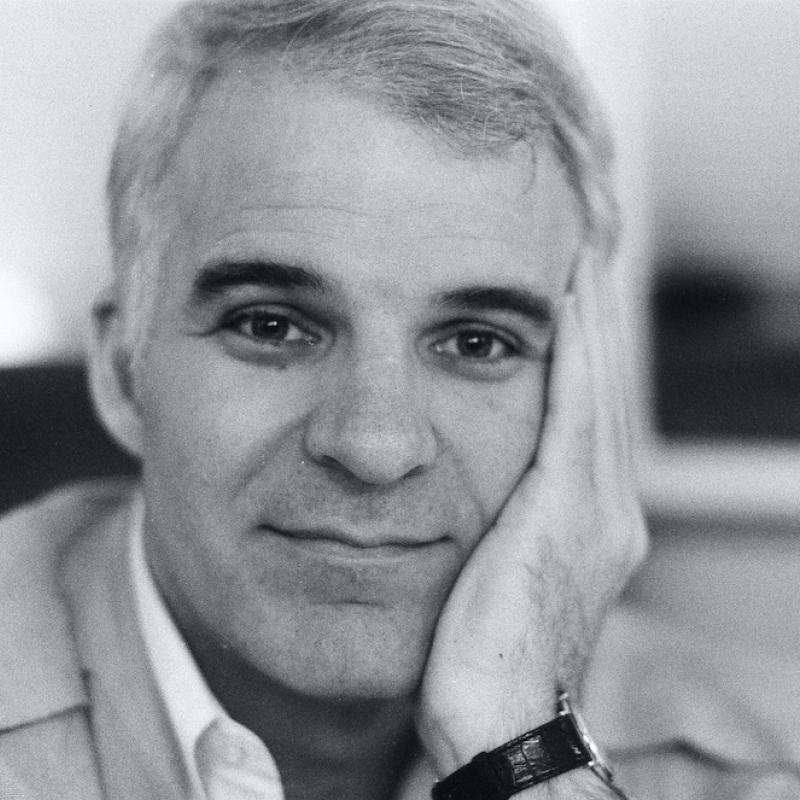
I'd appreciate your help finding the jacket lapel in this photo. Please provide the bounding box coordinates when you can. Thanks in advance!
[61,487,192,800]
[0,489,90,730]
[0,483,134,800]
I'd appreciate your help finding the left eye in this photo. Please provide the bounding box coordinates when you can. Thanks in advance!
[432,330,515,361]
[226,310,318,345]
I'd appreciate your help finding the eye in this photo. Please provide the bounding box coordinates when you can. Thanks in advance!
[223,308,320,347]
[432,329,518,361]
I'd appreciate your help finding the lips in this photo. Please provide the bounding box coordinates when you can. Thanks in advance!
[259,523,449,559]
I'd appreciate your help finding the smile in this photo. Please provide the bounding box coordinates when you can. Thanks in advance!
[258,524,450,562]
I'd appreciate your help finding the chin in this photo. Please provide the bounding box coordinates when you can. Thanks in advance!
[236,606,436,703]
[322,654,428,703]
[300,667,426,705]
[295,637,430,703]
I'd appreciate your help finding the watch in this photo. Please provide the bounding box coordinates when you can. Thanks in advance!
[430,691,628,800]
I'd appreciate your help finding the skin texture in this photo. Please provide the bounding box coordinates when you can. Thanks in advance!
[91,64,645,800]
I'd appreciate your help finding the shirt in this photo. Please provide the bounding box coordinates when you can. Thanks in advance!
[129,497,285,800]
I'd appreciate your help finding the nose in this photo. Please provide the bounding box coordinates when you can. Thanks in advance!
[303,354,437,485]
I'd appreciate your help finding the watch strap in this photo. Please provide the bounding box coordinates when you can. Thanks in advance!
[431,713,592,800]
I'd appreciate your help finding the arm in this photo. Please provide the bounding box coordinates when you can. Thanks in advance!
[416,254,647,798]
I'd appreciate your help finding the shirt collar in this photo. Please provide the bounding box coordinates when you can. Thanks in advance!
[128,495,228,798]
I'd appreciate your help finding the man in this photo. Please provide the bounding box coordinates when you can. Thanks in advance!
[0,2,786,799]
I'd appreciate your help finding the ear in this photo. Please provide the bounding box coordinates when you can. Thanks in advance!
[87,288,144,458]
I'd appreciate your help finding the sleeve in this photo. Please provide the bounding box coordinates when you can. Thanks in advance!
[613,744,800,800]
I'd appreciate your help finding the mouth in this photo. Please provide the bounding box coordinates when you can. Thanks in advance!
[258,524,449,561]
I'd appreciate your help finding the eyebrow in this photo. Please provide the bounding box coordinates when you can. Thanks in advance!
[191,260,328,301]
[191,261,552,325]
[435,286,553,325]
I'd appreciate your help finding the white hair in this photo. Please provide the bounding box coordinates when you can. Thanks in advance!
[107,0,618,358]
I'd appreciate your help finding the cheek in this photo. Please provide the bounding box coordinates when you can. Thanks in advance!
[134,340,319,544]
[135,341,314,592]
[434,367,547,528]
[138,350,233,496]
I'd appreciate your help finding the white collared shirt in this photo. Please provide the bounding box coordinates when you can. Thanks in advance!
[129,497,285,800]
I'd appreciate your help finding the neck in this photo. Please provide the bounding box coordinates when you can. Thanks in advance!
[188,634,419,800]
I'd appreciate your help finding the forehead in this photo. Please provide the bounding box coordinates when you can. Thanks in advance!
[160,64,581,300]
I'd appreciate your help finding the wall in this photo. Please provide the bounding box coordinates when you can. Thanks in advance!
[648,0,800,287]
[0,1,181,363]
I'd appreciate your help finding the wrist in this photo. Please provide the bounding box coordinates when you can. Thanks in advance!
[424,690,628,800]
[418,694,556,777]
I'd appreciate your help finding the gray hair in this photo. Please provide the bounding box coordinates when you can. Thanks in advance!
[107,0,618,357]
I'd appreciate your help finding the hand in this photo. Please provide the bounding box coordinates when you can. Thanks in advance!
[416,254,648,777]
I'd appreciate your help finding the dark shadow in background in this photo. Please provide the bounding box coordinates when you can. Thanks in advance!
[0,364,138,514]
[654,254,800,440]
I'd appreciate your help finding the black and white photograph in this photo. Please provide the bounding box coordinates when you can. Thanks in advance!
[1,2,798,798]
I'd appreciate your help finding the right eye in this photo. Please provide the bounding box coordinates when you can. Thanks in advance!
[218,305,324,364]
[225,308,318,346]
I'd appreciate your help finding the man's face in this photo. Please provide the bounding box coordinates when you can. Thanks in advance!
[135,65,581,701]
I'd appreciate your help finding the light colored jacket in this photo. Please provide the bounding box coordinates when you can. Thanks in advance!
[0,482,797,799]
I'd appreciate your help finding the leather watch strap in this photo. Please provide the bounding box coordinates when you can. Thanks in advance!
[431,713,592,800]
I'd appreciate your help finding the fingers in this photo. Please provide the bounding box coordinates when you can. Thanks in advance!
[572,253,647,567]
[501,248,646,571]
[530,291,593,477]
[573,254,636,490]
[513,251,620,486]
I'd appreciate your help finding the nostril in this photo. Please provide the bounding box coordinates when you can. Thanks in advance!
[305,419,437,486]
[402,463,428,479]
[302,369,437,484]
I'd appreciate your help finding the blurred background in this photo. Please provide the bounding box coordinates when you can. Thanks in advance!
[1,0,799,542]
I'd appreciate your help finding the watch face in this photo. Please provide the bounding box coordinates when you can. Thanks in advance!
[559,692,615,784]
